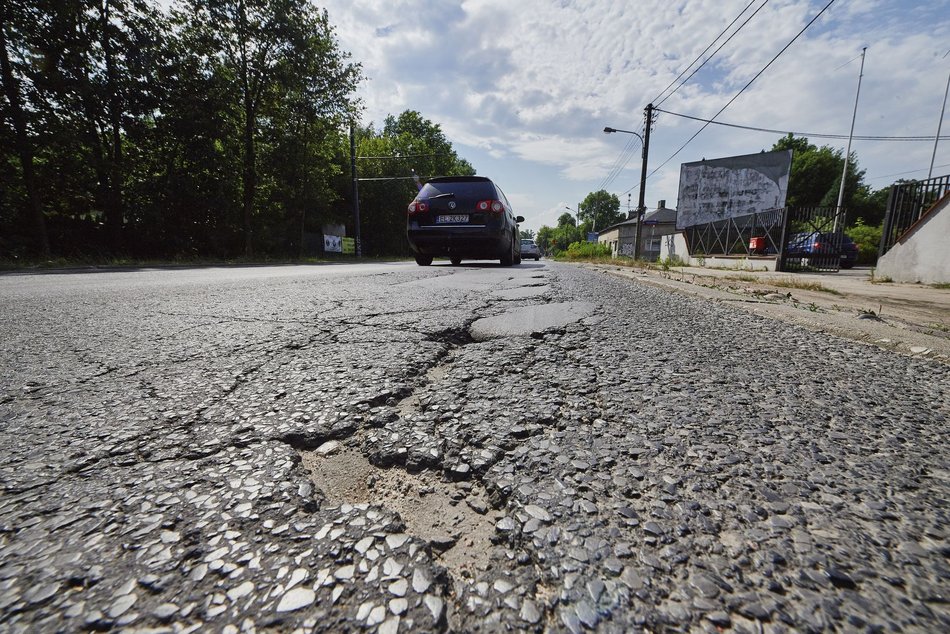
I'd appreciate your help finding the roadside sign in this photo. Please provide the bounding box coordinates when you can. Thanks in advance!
[587,232,598,242]
[324,235,342,253]
[342,238,355,254]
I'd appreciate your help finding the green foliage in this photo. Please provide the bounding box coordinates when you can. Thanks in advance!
[771,134,886,225]
[352,111,476,256]
[0,0,363,259]
[579,190,624,230]
[520,229,535,240]
[845,219,882,265]
[564,241,611,259]
[556,212,576,228]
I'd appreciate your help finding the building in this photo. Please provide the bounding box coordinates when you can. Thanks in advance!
[597,200,679,260]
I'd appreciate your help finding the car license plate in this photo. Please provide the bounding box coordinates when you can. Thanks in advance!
[436,215,468,224]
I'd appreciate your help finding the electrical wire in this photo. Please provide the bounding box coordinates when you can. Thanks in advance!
[604,1,764,193]
[866,162,950,182]
[652,0,760,106]
[629,0,837,195]
[598,131,643,191]
[653,107,950,141]
[655,0,770,108]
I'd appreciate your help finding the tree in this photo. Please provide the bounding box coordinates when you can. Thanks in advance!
[520,229,535,240]
[183,0,360,256]
[349,111,475,256]
[579,190,623,231]
[0,1,49,257]
[772,134,886,226]
[556,212,576,227]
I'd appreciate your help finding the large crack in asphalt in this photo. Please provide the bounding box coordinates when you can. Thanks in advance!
[296,293,605,631]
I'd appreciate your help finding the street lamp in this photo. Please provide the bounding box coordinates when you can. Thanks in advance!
[604,103,653,260]
[565,205,581,227]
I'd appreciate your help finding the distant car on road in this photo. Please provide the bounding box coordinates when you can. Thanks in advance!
[520,239,541,260]
[406,176,524,266]
[785,231,859,269]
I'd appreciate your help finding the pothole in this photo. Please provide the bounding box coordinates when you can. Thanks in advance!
[301,448,502,581]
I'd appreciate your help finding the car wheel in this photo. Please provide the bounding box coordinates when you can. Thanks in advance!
[535,257,539,261]
[414,254,433,266]
[500,236,515,266]
[450,257,461,266]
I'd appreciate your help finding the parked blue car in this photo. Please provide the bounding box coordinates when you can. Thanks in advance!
[785,232,859,269]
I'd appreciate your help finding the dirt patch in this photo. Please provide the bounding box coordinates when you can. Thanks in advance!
[301,448,502,580]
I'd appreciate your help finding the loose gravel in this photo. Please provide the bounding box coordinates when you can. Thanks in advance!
[0,262,946,633]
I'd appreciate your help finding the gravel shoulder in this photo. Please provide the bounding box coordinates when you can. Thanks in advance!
[582,263,950,364]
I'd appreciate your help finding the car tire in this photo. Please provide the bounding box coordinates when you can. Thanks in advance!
[501,236,515,266]
[450,257,461,266]
[535,257,539,261]
[414,254,433,266]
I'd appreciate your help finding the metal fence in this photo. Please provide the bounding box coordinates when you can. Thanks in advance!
[879,175,950,258]
[683,206,848,272]
[778,206,848,272]
[684,208,786,258]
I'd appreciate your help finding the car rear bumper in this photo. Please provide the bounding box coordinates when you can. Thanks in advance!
[408,226,510,257]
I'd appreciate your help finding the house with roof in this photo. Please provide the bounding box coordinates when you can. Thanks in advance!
[597,200,678,260]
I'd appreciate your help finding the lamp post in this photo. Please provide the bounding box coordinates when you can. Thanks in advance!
[604,103,653,260]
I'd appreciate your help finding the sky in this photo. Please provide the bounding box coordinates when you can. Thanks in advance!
[319,0,950,234]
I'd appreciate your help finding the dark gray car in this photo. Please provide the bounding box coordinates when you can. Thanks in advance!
[407,176,524,266]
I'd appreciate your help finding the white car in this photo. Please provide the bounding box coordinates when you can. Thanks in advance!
[520,239,541,260]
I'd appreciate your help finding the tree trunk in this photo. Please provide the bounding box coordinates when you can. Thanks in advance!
[0,14,50,258]
[103,0,124,254]
[243,99,256,258]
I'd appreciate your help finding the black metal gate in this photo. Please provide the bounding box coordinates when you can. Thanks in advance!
[879,174,950,258]
[778,206,848,272]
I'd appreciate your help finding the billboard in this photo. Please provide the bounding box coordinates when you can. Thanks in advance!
[676,149,792,229]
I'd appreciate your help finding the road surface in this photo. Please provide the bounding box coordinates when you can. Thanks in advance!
[0,261,947,632]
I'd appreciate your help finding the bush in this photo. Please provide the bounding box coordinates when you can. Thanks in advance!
[846,219,882,265]
[564,241,612,259]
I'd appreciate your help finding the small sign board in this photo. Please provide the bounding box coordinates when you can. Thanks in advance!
[342,238,355,254]
[324,235,342,253]
[587,232,598,242]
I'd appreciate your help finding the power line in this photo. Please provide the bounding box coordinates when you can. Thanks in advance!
[654,107,950,141]
[598,131,642,191]
[655,0,770,108]
[604,1,764,193]
[867,162,950,182]
[635,0,837,192]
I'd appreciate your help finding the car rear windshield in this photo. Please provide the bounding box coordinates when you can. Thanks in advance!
[419,180,496,203]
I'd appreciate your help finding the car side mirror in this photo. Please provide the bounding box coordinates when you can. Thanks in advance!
[515,216,525,223]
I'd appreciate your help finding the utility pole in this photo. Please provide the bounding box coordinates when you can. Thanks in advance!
[634,103,654,260]
[835,48,866,232]
[928,66,949,180]
[349,123,362,257]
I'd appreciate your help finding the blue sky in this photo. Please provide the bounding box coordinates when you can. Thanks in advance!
[322,0,950,233]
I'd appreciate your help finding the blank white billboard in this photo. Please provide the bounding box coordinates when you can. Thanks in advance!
[676,149,792,229]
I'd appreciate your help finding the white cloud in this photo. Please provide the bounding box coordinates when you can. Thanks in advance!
[323,0,950,231]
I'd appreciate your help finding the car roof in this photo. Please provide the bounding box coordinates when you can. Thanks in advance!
[425,176,491,184]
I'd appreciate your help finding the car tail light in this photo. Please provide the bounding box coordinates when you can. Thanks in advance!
[476,200,504,213]
[408,201,428,215]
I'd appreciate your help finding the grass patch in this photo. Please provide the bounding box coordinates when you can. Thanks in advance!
[770,277,842,295]
[931,282,950,289]
[723,274,758,283]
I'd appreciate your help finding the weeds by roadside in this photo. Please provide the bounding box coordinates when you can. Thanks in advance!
[770,277,842,295]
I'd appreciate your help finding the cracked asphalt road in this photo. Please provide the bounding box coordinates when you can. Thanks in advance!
[0,261,947,633]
